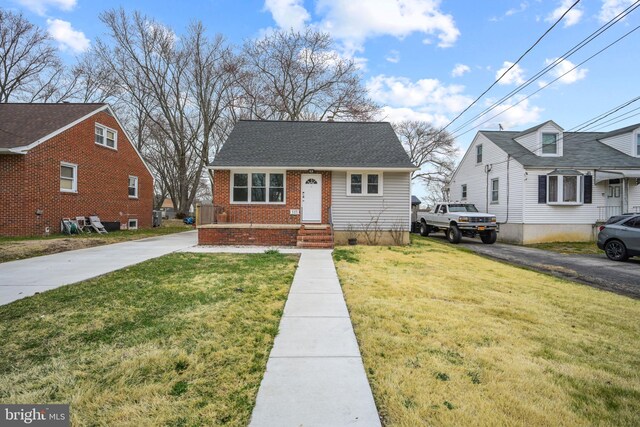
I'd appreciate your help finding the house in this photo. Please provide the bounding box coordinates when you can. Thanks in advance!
[0,103,154,237]
[200,120,417,247]
[447,120,640,244]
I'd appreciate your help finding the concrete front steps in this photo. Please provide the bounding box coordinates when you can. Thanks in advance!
[297,224,333,249]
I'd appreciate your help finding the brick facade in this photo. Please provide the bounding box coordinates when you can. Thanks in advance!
[0,111,154,237]
[212,170,332,224]
[198,226,299,246]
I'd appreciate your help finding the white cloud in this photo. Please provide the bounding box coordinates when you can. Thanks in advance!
[263,0,310,31]
[385,50,400,63]
[545,0,584,27]
[379,106,451,128]
[15,0,76,16]
[46,19,90,53]
[506,2,529,16]
[496,61,526,85]
[451,63,470,77]
[599,0,635,23]
[479,96,543,129]
[544,57,588,85]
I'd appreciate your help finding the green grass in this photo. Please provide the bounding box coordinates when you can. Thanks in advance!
[0,226,190,243]
[334,236,640,426]
[0,252,298,426]
[527,241,601,255]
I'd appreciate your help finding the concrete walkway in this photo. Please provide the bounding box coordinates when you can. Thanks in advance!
[0,231,197,305]
[248,249,381,427]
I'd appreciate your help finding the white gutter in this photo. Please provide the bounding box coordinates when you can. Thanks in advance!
[207,165,419,172]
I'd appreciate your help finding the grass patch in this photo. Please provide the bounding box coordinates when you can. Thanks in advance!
[527,241,601,255]
[334,237,640,426]
[0,252,298,426]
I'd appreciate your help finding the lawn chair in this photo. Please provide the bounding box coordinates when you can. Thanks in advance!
[88,215,108,234]
[76,216,90,233]
[61,218,80,235]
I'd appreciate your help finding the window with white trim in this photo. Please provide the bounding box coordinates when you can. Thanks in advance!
[95,124,117,149]
[348,172,382,195]
[231,172,285,203]
[636,133,640,156]
[548,175,583,204]
[128,219,138,230]
[60,162,77,192]
[491,178,499,203]
[461,184,467,199]
[476,144,483,163]
[542,133,558,155]
[128,176,138,198]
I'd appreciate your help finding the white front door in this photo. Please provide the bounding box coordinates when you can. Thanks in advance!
[301,174,322,223]
[607,180,622,216]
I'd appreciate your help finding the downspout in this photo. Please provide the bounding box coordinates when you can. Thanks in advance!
[500,155,510,224]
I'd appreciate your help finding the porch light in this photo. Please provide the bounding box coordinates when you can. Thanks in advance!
[308,169,315,173]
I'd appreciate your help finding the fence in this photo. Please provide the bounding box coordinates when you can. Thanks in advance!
[195,203,224,226]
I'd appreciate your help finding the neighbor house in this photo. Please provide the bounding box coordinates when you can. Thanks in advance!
[0,103,154,237]
[200,120,417,247]
[447,120,640,244]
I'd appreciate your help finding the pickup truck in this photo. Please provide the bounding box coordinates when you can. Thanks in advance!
[417,202,498,244]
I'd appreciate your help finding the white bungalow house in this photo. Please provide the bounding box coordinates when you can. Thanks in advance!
[447,120,640,244]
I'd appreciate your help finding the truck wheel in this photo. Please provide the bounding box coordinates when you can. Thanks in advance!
[447,225,462,244]
[480,230,497,244]
[420,222,430,237]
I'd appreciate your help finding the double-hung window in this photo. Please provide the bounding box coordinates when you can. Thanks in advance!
[128,176,138,198]
[636,134,640,156]
[542,133,558,155]
[348,172,382,195]
[95,124,117,149]
[60,162,77,192]
[476,144,483,163]
[461,184,467,199]
[232,172,285,203]
[491,178,499,203]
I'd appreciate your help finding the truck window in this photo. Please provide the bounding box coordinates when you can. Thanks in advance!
[439,205,447,214]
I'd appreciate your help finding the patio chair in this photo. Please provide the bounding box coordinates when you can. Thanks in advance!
[76,216,91,233]
[88,215,108,234]
[61,218,80,235]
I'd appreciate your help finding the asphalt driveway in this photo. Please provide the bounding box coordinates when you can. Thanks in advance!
[0,231,197,306]
[426,235,640,299]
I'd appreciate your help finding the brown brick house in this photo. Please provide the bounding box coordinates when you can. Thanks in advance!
[0,103,154,237]
[200,120,417,247]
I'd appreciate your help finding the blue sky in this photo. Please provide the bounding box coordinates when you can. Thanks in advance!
[2,0,639,196]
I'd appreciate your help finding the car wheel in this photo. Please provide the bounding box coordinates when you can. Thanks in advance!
[480,230,497,244]
[420,222,430,237]
[447,225,462,244]
[604,239,629,261]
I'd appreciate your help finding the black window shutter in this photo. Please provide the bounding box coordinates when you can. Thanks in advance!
[538,175,547,204]
[584,175,593,204]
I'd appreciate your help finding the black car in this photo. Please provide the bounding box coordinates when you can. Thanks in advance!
[597,214,640,261]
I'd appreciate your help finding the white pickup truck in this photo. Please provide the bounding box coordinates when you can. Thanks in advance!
[417,202,498,244]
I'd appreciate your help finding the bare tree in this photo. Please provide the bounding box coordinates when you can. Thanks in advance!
[393,120,457,185]
[0,9,63,102]
[240,29,378,121]
[424,179,450,207]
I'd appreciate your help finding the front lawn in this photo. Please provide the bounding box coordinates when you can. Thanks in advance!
[0,252,298,426]
[334,237,640,426]
[527,241,601,255]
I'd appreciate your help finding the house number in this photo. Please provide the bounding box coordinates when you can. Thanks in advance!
[290,209,300,215]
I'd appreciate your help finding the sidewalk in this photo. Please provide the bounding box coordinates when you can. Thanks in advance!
[248,249,381,427]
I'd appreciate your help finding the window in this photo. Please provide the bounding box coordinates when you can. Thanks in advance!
[95,124,117,149]
[542,133,558,155]
[60,162,77,192]
[636,134,640,156]
[548,174,583,204]
[491,178,499,203]
[128,219,138,230]
[128,176,138,198]
[231,172,285,203]
[348,172,382,195]
[476,144,483,163]
[624,217,640,229]
[461,184,467,199]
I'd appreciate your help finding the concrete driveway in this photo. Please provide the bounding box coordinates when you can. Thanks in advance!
[0,231,197,306]
[426,235,640,299]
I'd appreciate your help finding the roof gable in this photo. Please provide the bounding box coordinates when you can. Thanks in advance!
[211,120,416,169]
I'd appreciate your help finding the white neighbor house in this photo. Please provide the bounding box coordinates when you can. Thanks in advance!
[447,120,640,244]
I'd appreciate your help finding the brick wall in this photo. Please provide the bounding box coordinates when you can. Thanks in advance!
[198,226,299,246]
[212,170,332,224]
[0,110,154,237]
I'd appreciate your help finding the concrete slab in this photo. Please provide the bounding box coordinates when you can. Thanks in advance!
[250,357,381,427]
[289,278,342,294]
[0,231,197,305]
[270,317,361,358]
[283,293,350,317]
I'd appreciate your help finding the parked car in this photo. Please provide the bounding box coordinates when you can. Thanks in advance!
[417,202,498,244]
[597,213,640,261]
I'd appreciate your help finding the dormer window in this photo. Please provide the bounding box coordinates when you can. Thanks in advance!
[542,133,558,155]
[636,133,640,156]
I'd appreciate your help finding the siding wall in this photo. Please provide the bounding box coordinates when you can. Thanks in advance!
[448,133,525,223]
[599,132,635,156]
[514,122,563,155]
[331,171,411,230]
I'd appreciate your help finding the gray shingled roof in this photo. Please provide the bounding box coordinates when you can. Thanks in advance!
[211,120,416,169]
[0,103,106,149]
[481,129,640,168]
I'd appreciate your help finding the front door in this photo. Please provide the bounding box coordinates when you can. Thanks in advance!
[607,179,622,217]
[301,174,322,223]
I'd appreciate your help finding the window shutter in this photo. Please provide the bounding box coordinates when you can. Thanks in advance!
[538,175,547,203]
[584,175,593,204]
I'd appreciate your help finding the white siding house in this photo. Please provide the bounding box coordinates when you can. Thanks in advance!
[448,120,640,243]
